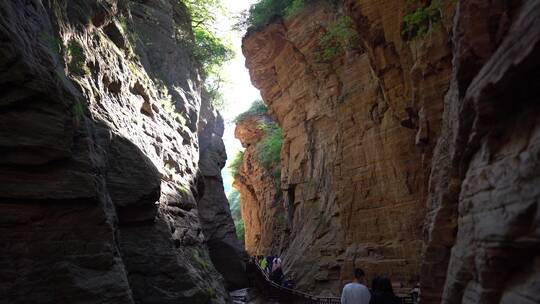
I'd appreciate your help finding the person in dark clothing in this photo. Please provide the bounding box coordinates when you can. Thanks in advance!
[270,265,284,286]
[370,277,400,304]
[266,256,274,274]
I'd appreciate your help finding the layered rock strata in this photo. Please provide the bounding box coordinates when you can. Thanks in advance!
[0,0,243,302]
[233,114,287,255]
[241,0,540,300]
[241,0,454,295]
[421,1,540,303]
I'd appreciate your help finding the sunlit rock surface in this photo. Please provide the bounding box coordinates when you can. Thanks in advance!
[241,0,453,295]
[233,114,287,256]
[241,0,539,300]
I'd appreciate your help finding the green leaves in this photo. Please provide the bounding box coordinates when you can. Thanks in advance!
[233,100,268,122]
[192,27,233,74]
[180,0,233,109]
[284,0,305,18]
[229,150,245,177]
[247,0,291,28]
[318,16,359,62]
[67,39,89,76]
[234,220,245,241]
[401,1,441,40]
[255,122,282,170]
[227,190,245,242]
[244,0,336,29]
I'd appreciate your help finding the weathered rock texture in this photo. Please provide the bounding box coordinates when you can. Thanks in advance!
[242,0,454,294]
[421,1,540,303]
[233,114,287,255]
[198,95,248,290]
[0,0,243,302]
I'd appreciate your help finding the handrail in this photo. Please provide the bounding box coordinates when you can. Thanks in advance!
[248,258,416,304]
[248,259,340,303]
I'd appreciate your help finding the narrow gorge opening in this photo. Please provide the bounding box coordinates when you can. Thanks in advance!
[1,0,539,304]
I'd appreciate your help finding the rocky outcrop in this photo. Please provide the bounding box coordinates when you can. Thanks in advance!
[241,0,540,300]
[0,0,240,302]
[198,94,248,290]
[421,1,540,303]
[233,114,287,255]
[241,0,454,295]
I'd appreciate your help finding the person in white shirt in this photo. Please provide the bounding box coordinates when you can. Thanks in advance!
[341,268,371,304]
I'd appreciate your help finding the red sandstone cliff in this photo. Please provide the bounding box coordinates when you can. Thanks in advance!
[241,0,454,294]
[240,0,540,302]
[233,114,287,255]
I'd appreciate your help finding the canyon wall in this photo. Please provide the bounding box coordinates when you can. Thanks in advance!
[421,1,540,303]
[234,114,287,255]
[0,0,244,302]
[241,0,540,301]
[242,0,454,294]
[198,94,248,290]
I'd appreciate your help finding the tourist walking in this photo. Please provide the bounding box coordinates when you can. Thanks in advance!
[269,259,284,286]
[369,276,400,304]
[341,268,371,304]
[266,255,274,273]
[259,256,268,272]
[272,257,282,272]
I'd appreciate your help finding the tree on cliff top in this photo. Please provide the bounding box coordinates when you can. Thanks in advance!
[233,100,267,122]
[183,0,234,109]
[239,0,338,29]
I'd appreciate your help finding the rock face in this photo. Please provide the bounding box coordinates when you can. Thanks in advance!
[233,114,287,255]
[240,0,540,300]
[198,94,248,290]
[241,0,454,294]
[421,1,540,303]
[0,0,242,302]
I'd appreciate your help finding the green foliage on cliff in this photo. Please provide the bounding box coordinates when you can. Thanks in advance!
[256,123,283,170]
[234,220,245,241]
[228,190,242,219]
[318,16,360,62]
[183,0,234,70]
[227,190,245,242]
[401,1,441,40]
[39,32,62,57]
[67,39,89,76]
[229,150,245,177]
[284,0,305,18]
[244,0,290,28]
[242,0,338,29]
[72,101,85,126]
[182,0,234,109]
[191,24,234,74]
[192,248,211,270]
[233,100,268,122]
[256,123,283,197]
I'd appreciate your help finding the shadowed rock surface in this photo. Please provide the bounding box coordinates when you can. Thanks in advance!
[198,93,249,291]
[421,1,540,303]
[0,0,243,302]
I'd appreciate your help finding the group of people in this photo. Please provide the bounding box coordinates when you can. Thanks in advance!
[341,268,419,304]
[253,255,419,304]
[255,255,294,288]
